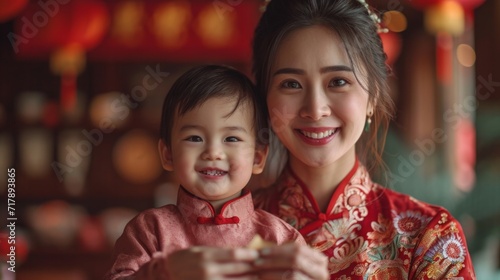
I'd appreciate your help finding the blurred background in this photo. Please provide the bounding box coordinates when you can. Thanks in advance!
[0,0,499,279]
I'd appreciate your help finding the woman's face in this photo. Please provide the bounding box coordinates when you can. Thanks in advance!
[267,25,372,169]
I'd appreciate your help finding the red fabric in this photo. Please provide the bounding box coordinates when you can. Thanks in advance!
[105,187,305,280]
[254,161,476,279]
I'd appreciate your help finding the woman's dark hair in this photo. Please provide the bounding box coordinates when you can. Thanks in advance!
[160,65,268,147]
[252,0,394,175]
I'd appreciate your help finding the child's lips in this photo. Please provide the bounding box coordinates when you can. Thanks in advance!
[198,168,228,176]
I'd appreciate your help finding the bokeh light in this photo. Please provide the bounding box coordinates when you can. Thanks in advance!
[383,10,407,33]
[457,44,476,67]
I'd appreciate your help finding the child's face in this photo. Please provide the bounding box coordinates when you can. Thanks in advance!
[267,25,373,170]
[159,97,267,202]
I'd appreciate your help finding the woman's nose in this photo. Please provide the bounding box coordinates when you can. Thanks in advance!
[300,86,331,120]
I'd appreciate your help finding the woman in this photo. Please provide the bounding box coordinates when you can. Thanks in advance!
[166,0,475,278]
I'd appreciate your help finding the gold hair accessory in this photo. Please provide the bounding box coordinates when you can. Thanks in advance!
[357,0,389,33]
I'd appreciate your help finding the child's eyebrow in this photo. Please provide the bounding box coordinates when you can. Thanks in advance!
[179,124,202,131]
[225,126,248,133]
[179,125,248,133]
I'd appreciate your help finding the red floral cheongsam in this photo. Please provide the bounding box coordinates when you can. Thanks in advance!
[253,160,476,279]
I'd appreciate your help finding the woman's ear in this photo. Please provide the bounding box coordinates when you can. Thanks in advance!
[158,139,174,171]
[252,144,269,174]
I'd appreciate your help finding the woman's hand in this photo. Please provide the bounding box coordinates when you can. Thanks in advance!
[253,243,329,280]
[166,246,259,280]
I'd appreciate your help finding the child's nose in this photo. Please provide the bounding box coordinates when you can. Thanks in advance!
[201,143,225,160]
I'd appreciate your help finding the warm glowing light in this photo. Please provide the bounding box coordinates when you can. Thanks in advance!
[152,2,191,48]
[112,1,145,45]
[383,10,407,32]
[113,129,162,184]
[195,5,235,47]
[90,92,129,128]
[456,44,476,67]
[425,0,465,35]
[50,45,86,75]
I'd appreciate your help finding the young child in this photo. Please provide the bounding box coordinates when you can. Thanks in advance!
[105,65,305,279]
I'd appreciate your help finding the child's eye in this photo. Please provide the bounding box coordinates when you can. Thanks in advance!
[281,80,302,89]
[329,78,348,87]
[225,136,240,142]
[184,136,203,142]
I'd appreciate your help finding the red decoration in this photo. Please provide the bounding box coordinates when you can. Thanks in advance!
[0,0,28,22]
[454,118,476,192]
[436,33,453,84]
[408,0,485,10]
[77,217,107,252]
[42,101,60,128]
[0,231,29,264]
[15,0,108,112]
[379,32,402,66]
[14,1,259,62]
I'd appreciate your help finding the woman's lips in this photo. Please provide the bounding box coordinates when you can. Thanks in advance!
[295,128,339,145]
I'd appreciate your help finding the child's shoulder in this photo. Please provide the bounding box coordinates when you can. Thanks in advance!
[252,208,305,245]
[125,204,180,228]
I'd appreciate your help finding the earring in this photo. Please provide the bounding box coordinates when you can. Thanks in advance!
[364,114,372,132]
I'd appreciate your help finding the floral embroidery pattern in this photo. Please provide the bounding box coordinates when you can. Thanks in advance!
[253,163,475,279]
[393,210,432,237]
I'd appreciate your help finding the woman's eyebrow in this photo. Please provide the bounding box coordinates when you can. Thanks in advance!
[273,67,304,76]
[273,65,353,76]
[320,65,353,73]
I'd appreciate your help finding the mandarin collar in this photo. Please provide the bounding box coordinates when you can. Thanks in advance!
[280,159,373,235]
[176,186,254,225]
[286,160,360,209]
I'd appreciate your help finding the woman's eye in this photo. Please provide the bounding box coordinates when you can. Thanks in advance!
[225,136,240,142]
[329,78,348,87]
[281,80,301,89]
[185,136,202,142]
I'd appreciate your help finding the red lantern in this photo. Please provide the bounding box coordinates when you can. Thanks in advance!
[60,0,109,50]
[14,0,108,112]
[32,0,109,113]
[55,0,108,113]
[0,0,28,22]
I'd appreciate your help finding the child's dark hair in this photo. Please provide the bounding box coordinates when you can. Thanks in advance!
[252,0,395,176]
[160,65,268,147]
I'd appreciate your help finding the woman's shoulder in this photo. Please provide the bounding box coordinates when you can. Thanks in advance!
[375,186,475,277]
[374,184,446,214]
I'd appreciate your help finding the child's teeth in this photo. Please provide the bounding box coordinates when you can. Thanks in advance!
[204,170,224,176]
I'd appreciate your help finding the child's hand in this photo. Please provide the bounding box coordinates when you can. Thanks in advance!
[252,243,329,280]
[166,246,259,279]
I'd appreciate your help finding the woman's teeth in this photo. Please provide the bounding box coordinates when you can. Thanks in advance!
[300,129,337,139]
